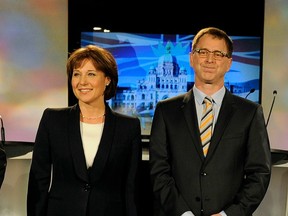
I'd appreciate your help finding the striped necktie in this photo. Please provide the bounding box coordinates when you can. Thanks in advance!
[199,96,214,157]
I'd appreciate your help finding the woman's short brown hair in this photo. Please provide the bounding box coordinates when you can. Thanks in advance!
[66,45,118,100]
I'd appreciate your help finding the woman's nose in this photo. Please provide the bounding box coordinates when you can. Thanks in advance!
[79,75,88,84]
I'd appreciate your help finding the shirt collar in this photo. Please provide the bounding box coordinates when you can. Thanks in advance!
[193,85,225,106]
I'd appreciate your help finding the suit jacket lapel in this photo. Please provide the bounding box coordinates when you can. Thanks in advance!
[206,90,235,160]
[182,90,205,160]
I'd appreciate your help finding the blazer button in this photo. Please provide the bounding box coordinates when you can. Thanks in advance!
[84,183,91,191]
[195,197,201,202]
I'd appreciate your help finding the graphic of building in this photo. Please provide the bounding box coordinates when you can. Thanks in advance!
[111,41,189,133]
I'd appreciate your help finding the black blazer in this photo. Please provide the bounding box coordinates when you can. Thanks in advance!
[27,104,142,216]
[149,88,271,216]
[0,144,6,188]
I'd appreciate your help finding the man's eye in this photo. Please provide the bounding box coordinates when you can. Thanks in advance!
[199,50,207,55]
[214,52,223,57]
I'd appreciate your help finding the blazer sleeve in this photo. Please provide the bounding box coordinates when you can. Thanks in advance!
[27,108,52,216]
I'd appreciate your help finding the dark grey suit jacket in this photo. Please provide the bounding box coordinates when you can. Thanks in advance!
[149,88,271,216]
[27,104,141,216]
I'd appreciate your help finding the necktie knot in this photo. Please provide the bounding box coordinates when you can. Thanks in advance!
[203,96,213,105]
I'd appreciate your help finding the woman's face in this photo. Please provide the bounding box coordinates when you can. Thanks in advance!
[71,59,110,106]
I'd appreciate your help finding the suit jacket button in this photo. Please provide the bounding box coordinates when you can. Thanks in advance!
[195,197,201,202]
[84,183,91,191]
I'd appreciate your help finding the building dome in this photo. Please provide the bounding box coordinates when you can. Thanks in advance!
[158,41,177,65]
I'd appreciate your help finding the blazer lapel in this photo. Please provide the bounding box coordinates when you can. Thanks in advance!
[88,106,116,183]
[68,105,89,182]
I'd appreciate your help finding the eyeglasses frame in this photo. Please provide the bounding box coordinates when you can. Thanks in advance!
[193,48,231,60]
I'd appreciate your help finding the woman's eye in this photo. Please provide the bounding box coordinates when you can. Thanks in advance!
[88,72,96,76]
[72,72,80,76]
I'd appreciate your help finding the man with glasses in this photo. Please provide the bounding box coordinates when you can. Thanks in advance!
[149,27,271,216]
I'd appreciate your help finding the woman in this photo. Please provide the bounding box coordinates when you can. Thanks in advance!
[27,45,142,216]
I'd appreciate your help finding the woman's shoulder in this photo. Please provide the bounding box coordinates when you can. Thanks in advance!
[43,104,78,113]
[41,105,79,120]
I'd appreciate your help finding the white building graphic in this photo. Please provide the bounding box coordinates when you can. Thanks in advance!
[111,41,189,134]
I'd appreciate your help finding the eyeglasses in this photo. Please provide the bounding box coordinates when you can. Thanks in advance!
[193,48,230,60]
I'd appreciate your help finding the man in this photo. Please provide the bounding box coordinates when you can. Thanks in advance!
[149,27,271,216]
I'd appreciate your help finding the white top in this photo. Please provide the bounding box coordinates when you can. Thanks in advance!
[80,122,104,168]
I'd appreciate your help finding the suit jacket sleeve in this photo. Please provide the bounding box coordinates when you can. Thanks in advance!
[149,101,190,216]
[224,104,271,215]
[125,116,142,216]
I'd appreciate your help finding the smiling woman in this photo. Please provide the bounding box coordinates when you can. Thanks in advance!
[26,44,142,216]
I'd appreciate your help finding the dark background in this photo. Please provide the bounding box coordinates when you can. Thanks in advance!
[68,0,264,42]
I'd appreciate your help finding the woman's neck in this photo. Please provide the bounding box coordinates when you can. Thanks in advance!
[79,101,106,124]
